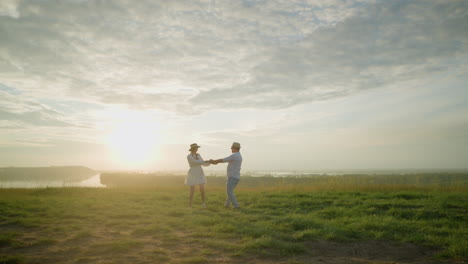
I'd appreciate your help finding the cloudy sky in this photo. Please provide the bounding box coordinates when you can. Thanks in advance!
[1,0,467,171]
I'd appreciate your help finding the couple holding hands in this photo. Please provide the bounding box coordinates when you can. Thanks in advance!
[186,142,242,209]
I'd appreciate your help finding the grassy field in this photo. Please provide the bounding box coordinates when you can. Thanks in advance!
[0,175,467,264]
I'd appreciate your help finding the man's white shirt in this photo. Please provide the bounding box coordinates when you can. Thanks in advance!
[223,152,242,179]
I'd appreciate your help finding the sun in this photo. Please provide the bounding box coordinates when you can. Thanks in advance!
[107,116,161,168]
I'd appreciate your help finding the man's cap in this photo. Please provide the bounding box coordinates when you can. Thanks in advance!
[231,142,241,149]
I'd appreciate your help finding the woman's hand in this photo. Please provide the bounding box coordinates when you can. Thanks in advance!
[210,159,222,165]
[206,159,217,165]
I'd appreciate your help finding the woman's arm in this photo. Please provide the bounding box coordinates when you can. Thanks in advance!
[187,154,205,166]
[211,158,225,164]
[199,154,212,167]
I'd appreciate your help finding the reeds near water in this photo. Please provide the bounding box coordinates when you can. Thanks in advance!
[100,172,468,191]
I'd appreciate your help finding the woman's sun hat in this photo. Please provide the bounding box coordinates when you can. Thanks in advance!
[189,143,201,151]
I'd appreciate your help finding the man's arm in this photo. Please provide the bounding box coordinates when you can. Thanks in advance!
[211,153,235,164]
[211,158,223,164]
[203,159,214,166]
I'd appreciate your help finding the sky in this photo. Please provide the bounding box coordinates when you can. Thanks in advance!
[1,0,467,171]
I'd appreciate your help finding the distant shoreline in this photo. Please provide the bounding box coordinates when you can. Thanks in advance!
[96,168,468,177]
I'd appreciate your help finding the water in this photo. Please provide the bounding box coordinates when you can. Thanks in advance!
[0,174,105,188]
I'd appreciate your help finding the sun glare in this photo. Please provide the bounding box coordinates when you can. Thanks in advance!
[106,111,162,168]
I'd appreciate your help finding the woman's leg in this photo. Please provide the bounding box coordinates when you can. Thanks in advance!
[200,184,205,203]
[189,186,195,207]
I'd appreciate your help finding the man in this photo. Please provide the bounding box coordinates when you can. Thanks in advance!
[212,142,242,209]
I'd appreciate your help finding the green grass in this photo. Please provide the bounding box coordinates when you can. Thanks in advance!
[0,254,24,264]
[0,180,467,263]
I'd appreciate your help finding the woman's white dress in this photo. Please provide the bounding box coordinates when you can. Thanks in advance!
[185,153,209,186]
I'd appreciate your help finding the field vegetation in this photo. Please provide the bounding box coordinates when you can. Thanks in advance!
[101,172,467,191]
[0,173,467,264]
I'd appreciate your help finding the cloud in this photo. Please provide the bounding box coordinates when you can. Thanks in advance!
[191,0,468,111]
[0,120,22,129]
[0,0,19,18]
[0,0,466,115]
[0,91,73,127]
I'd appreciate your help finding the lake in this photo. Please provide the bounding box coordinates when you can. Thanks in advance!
[0,174,105,188]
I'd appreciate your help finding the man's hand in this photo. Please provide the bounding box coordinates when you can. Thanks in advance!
[207,159,220,165]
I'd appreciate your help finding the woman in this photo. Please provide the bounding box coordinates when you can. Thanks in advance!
[186,143,211,208]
